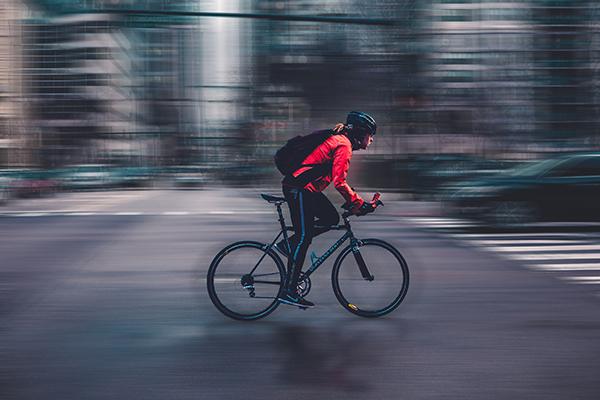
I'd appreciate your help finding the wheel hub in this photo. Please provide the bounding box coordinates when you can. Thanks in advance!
[240,274,256,297]
[240,274,254,289]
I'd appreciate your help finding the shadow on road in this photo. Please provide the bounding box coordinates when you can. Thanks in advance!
[274,324,373,392]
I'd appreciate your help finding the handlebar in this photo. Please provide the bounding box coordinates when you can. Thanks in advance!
[341,192,384,219]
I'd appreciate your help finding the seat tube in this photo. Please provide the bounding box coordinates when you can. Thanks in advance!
[276,204,291,248]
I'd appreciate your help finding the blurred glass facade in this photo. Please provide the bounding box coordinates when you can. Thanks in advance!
[0,0,599,187]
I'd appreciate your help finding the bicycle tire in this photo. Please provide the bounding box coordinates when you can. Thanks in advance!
[207,241,286,321]
[331,238,409,318]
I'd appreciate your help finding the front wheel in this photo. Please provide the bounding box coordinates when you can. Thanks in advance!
[207,241,286,321]
[332,239,409,318]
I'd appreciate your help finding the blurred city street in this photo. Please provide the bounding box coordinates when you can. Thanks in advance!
[2,0,600,398]
[1,188,600,399]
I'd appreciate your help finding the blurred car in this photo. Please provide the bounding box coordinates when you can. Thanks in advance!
[11,169,61,197]
[161,166,209,188]
[58,164,118,191]
[113,166,157,188]
[0,168,61,199]
[406,154,510,199]
[0,175,13,203]
[444,153,600,225]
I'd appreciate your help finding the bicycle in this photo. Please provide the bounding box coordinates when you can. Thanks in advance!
[206,193,409,320]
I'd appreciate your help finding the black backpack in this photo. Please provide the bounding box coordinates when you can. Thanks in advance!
[274,129,334,176]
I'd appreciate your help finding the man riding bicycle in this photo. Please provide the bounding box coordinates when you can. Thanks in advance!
[276,111,379,308]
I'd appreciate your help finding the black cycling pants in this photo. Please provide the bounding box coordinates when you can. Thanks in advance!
[282,186,340,290]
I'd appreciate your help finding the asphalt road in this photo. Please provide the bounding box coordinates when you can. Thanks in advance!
[1,189,599,399]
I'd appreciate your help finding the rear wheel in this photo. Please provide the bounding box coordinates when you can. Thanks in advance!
[332,239,409,318]
[207,241,285,321]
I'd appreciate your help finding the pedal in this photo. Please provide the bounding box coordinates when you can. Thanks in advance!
[278,298,312,309]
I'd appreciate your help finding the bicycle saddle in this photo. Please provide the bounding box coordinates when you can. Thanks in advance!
[261,193,286,203]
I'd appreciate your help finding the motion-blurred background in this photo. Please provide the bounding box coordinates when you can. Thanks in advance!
[1,1,599,221]
[4,4,600,398]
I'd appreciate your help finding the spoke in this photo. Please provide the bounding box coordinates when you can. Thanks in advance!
[253,272,280,277]
[253,280,281,285]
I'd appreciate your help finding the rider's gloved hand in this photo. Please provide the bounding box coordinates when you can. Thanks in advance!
[351,201,375,216]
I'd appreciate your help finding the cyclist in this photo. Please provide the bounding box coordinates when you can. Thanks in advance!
[276,111,378,308]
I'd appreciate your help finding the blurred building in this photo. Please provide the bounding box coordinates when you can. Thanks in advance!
[423,0,596,156]
[189,0,253,171]
[423,0,536,154]
[252,0,422,156]
[19,0,201,168]
[21,13,139,166]
[0,0,29,166]
[0,0,598,184]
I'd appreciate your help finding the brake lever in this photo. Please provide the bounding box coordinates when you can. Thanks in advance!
[372,192,384,208]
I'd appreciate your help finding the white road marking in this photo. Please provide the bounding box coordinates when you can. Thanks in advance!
[207,210,271,215]
[469,240,587,246]
[407,217,475,227]
[491,244,600,253]
[451,232,592,238]
[563,276,600,281]
[0,210,273,217]
[67,212,97,216]
[561,277,600,284]
[416,219,600,291]
[508,253,600,261]
[530,264,600,271]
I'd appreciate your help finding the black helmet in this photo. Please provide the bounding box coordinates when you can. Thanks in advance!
[346,111,377,139]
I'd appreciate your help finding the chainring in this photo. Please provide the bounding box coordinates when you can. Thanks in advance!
[296,273,312,297]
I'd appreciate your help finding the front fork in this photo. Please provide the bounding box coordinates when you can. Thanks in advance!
[351,239,374,281]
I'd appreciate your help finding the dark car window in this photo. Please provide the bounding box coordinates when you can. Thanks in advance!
[546,157,600,177]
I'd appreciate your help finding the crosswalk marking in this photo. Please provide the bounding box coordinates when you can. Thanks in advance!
[405,217,476,228]
[562,276,600,281]
[490,244,600,253]
[530,264,600,271]
[470,240,587,245]
[509,253,600,261]
[405,216,600,291]
[451,232,592,239]
[561,277,600,284]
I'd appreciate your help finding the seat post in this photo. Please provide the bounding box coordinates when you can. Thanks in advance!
[276,203,292,251]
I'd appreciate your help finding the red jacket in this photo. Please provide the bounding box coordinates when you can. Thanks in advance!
[291,134,364,207]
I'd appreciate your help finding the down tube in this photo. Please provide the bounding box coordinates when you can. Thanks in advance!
[304,231,352,276]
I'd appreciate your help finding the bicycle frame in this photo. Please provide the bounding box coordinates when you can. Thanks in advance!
[252,201,373,281]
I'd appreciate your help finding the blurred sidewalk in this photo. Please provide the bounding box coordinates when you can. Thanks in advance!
[0,187,444,217]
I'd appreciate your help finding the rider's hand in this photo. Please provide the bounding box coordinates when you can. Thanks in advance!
[351,201,375,216]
